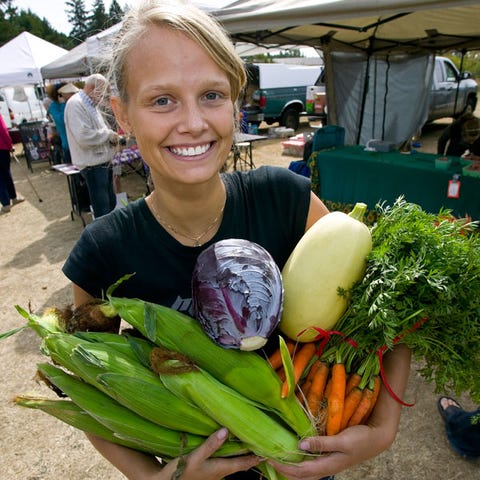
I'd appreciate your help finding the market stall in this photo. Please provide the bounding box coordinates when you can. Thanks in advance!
[309,145,480,221]
[18,121,53,172]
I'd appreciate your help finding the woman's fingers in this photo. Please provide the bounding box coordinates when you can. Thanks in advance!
[172,428,261,480]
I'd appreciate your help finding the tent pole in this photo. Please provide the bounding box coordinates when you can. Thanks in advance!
[356,52,371,145]
[324,44,336,125]
[453,49,466,117]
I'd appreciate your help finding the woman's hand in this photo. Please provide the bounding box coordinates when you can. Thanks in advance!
[87,428,261,480]
[156,428,261,480]
[269,344,412,480]
[268,422,396,480]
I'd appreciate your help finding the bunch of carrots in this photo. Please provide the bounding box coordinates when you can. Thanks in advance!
[268,338,382,436]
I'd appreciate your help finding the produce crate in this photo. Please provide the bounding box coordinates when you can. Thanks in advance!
[462,163,480,177]
[434,157,451,170]
[282,134,306,157]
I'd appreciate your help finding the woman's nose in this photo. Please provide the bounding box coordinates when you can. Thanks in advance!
[176,101,208,134]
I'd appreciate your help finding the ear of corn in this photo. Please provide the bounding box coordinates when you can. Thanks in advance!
[96,372,220,435]
[150,349,305,464]
[104,296,315,438]
[12,299,312,474]
[36,362,247,458]
[73,331,147,362]
[43,333,221,436]
[13,395,153,453]
[15,305,62,338]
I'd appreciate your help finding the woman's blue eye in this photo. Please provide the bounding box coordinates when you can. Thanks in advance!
[155,97,170,106]
[205,92,221,100]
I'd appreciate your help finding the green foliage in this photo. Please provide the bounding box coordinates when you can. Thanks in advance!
[66,0,89,42]
[446,51,480,80]
[0,3,71,48]
[333,198,480,403]
[108,0,124,27]
[88,0,109,35]
[241,49,304,63]
[0,0,124,49]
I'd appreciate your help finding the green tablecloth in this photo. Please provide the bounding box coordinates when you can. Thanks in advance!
[309,145,480,221]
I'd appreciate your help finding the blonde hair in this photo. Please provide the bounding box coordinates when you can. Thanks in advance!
[105,0,246,105]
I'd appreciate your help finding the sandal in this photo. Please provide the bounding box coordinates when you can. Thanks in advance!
[437,396,463,423]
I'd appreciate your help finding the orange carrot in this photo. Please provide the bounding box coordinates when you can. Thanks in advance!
[281,342,316,398]
[268,339,295,370]
[340,386,363,431]
[345,372,362,396]
[306,361,330,417]
[324,377,332,400]
[347,386,374,427]
[305,359,322,383]
[361,375,382,424]
[326,362,347,436]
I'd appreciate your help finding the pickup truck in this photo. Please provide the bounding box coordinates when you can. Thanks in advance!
[241,63,323,131]
[426,56,477,122]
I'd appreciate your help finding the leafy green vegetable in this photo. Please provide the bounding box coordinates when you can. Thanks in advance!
[330,198,480,403]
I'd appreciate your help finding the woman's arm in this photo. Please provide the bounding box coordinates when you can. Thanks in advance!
[271,192,412,479]
[437,125,452,155]
[269,344,412,480]
[306,192,329,230]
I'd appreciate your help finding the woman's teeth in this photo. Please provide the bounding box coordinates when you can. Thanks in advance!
[170,143,210,157]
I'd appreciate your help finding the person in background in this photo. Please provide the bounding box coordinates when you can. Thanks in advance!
[437,113,480,160]
[57,82,79,102]
[62,1,411,479]
[46,82,78,164]
[0,114,24,214]
[437,396,480,459]
[64,74,119,219]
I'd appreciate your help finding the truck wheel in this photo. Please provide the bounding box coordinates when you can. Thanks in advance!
[281,108,300,130]
[464,96,477,114]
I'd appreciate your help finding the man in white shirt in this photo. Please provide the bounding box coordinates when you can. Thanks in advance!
[64,74,119,218]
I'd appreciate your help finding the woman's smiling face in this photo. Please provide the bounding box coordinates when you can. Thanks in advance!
[112,26,235,187]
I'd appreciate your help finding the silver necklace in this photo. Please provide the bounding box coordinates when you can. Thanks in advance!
[149,197,225,247]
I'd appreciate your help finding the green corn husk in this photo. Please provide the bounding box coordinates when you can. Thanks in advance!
[36,362,247,458]
[150,348,305,464]
[103,285,315,438]
[11,305,63,338]
[13,395,158,454]
[73,331,148,362]
[42,333,221,436]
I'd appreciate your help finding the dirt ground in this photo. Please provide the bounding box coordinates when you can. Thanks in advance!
[1,117,479,480]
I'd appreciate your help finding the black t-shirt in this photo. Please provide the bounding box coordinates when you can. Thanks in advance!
[62,165,312,479]
[63,165,311,311]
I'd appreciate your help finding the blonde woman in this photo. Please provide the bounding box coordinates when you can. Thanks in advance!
[62,1,411,479]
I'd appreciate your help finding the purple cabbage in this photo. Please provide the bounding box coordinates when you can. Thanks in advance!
[192,239,284,351]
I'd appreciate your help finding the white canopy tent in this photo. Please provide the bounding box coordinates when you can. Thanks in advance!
[213,0,480,145]
[40,42,91,80]
[0,32,67,87]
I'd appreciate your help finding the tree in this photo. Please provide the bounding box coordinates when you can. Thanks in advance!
[107,0,123,27]
[0,3,70,48]
[88,0,109,35]
[65,0,89,43]
[0,0,18,45]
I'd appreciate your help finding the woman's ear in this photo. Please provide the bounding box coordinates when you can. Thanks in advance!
[110,96,132,135]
